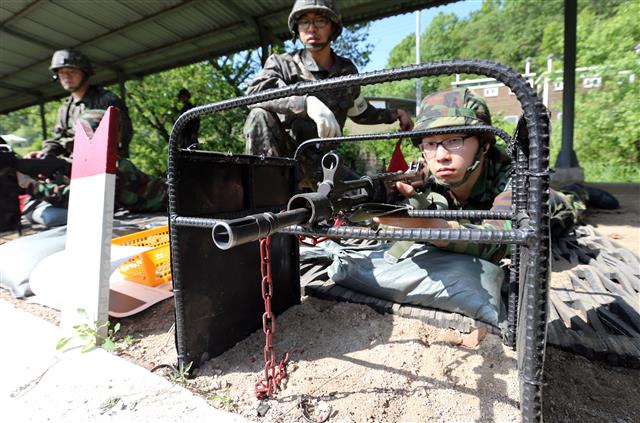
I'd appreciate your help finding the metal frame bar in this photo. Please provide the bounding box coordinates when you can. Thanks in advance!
[167,59,551,423]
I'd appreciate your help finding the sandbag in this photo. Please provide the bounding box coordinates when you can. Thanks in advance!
[0,226,66,298]
[302,241,504,327]
[28,201,68,227]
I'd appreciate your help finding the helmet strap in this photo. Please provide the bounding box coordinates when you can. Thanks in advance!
[303,41,330,50]
[432,143,487,189]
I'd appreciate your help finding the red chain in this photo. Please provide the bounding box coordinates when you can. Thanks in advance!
[297,235,329,246]
[255,236,289,399]
[297,215,348,246]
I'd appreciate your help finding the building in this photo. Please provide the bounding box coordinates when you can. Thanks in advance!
[451,57,635,122]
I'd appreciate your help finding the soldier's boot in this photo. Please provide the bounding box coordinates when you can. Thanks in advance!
[561,183,620,209]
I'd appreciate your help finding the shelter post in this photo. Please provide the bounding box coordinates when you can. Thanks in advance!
[118,72,127,105]
[553,0,584,184]
[415,11,422,115]
[39,101,47,140]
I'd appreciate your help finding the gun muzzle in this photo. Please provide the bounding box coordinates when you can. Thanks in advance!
[212,208,311,250]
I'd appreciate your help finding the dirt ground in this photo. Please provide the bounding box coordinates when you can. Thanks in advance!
[1,183,639,422]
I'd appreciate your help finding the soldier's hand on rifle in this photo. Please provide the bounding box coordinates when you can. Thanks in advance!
[16,171,36,189]
[394,181,417,198]
[396,109,414,132]
[305,96,341,138]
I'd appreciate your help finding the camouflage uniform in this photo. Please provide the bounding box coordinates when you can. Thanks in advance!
[176,88,200,149]
[177,101,200,149]
[415,148,586,263]
[244,49,401,186]
[113,158,168,212]
[26,110,167,213]
[408,88,585,263]
[43,85,133,159]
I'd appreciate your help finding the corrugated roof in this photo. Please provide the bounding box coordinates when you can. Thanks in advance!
[0,0,455,114]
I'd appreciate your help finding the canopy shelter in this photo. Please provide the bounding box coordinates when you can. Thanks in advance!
[0,0,580,175]
[0,0,454,115]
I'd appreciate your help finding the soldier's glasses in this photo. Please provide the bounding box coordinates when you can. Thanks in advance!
[419,135,474,156]
[297,17,330,30]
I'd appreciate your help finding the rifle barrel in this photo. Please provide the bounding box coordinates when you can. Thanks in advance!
[212,208,311,250]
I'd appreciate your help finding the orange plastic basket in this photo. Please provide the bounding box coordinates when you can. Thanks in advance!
[111,225,171,286]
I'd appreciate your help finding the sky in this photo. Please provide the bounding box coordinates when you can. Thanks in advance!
[362,0,483,73]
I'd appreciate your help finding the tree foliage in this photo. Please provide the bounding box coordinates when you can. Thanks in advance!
[363,0,639,181]
[122,55,258,175]
[0,103,57,151]
[332,23,374,70]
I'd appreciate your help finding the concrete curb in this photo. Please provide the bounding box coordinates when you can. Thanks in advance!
[0,300,252,423]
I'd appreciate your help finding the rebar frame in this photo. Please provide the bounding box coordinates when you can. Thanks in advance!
[167,60,551,423]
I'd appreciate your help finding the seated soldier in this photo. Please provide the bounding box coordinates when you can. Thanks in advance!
[376,87,618,264]
[27,49,133,159]
[15,49,158,225]
[17,110,167,224]
[244,0,413,189]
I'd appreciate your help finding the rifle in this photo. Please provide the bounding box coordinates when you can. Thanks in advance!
[212,151,427,250]
[14,156,72,179]
[1,138,71,180]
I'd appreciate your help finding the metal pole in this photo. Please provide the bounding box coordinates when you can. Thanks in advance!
[39,101,47,139]
[556,0,579,168]
[118,72,127,105]
[543,55,553,108]
[415,10,422,115]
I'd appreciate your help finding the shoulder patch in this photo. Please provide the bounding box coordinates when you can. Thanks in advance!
[347,95,368,117]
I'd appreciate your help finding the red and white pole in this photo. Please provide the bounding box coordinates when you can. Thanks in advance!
[60,107,119,334]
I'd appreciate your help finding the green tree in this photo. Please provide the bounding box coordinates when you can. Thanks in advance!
[568,0,640,181]
[123,54,259,176]
[364,0,639,182]
[333,23,373,69]
[125,23,374,176]
[0,103,57,151]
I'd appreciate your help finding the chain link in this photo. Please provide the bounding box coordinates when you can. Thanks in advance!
[297,235,329,246]
[297,215,349,246]
[255,236,289,399]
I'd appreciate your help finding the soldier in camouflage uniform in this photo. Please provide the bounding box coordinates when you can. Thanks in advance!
[18,50,166,214]
[27,49,133,159]
[20,111,167,213]
[244,0,413,188]
[377,87,595,264]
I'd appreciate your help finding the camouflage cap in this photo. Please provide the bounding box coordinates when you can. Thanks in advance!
[414,87,492,131]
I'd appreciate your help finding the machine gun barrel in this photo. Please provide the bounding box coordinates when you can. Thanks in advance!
[212,151,426,250]
[212,208,311,250]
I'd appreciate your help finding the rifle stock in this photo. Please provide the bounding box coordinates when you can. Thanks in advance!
[15,156,72,179]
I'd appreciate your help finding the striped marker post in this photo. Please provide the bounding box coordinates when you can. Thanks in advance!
[60,106,119,337]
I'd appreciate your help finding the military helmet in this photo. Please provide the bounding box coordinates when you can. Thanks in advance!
[288,0,342,41]
[412,88,494,146]
[49,49,94,76]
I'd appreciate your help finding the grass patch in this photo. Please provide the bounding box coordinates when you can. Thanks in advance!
[582,161,640,183]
